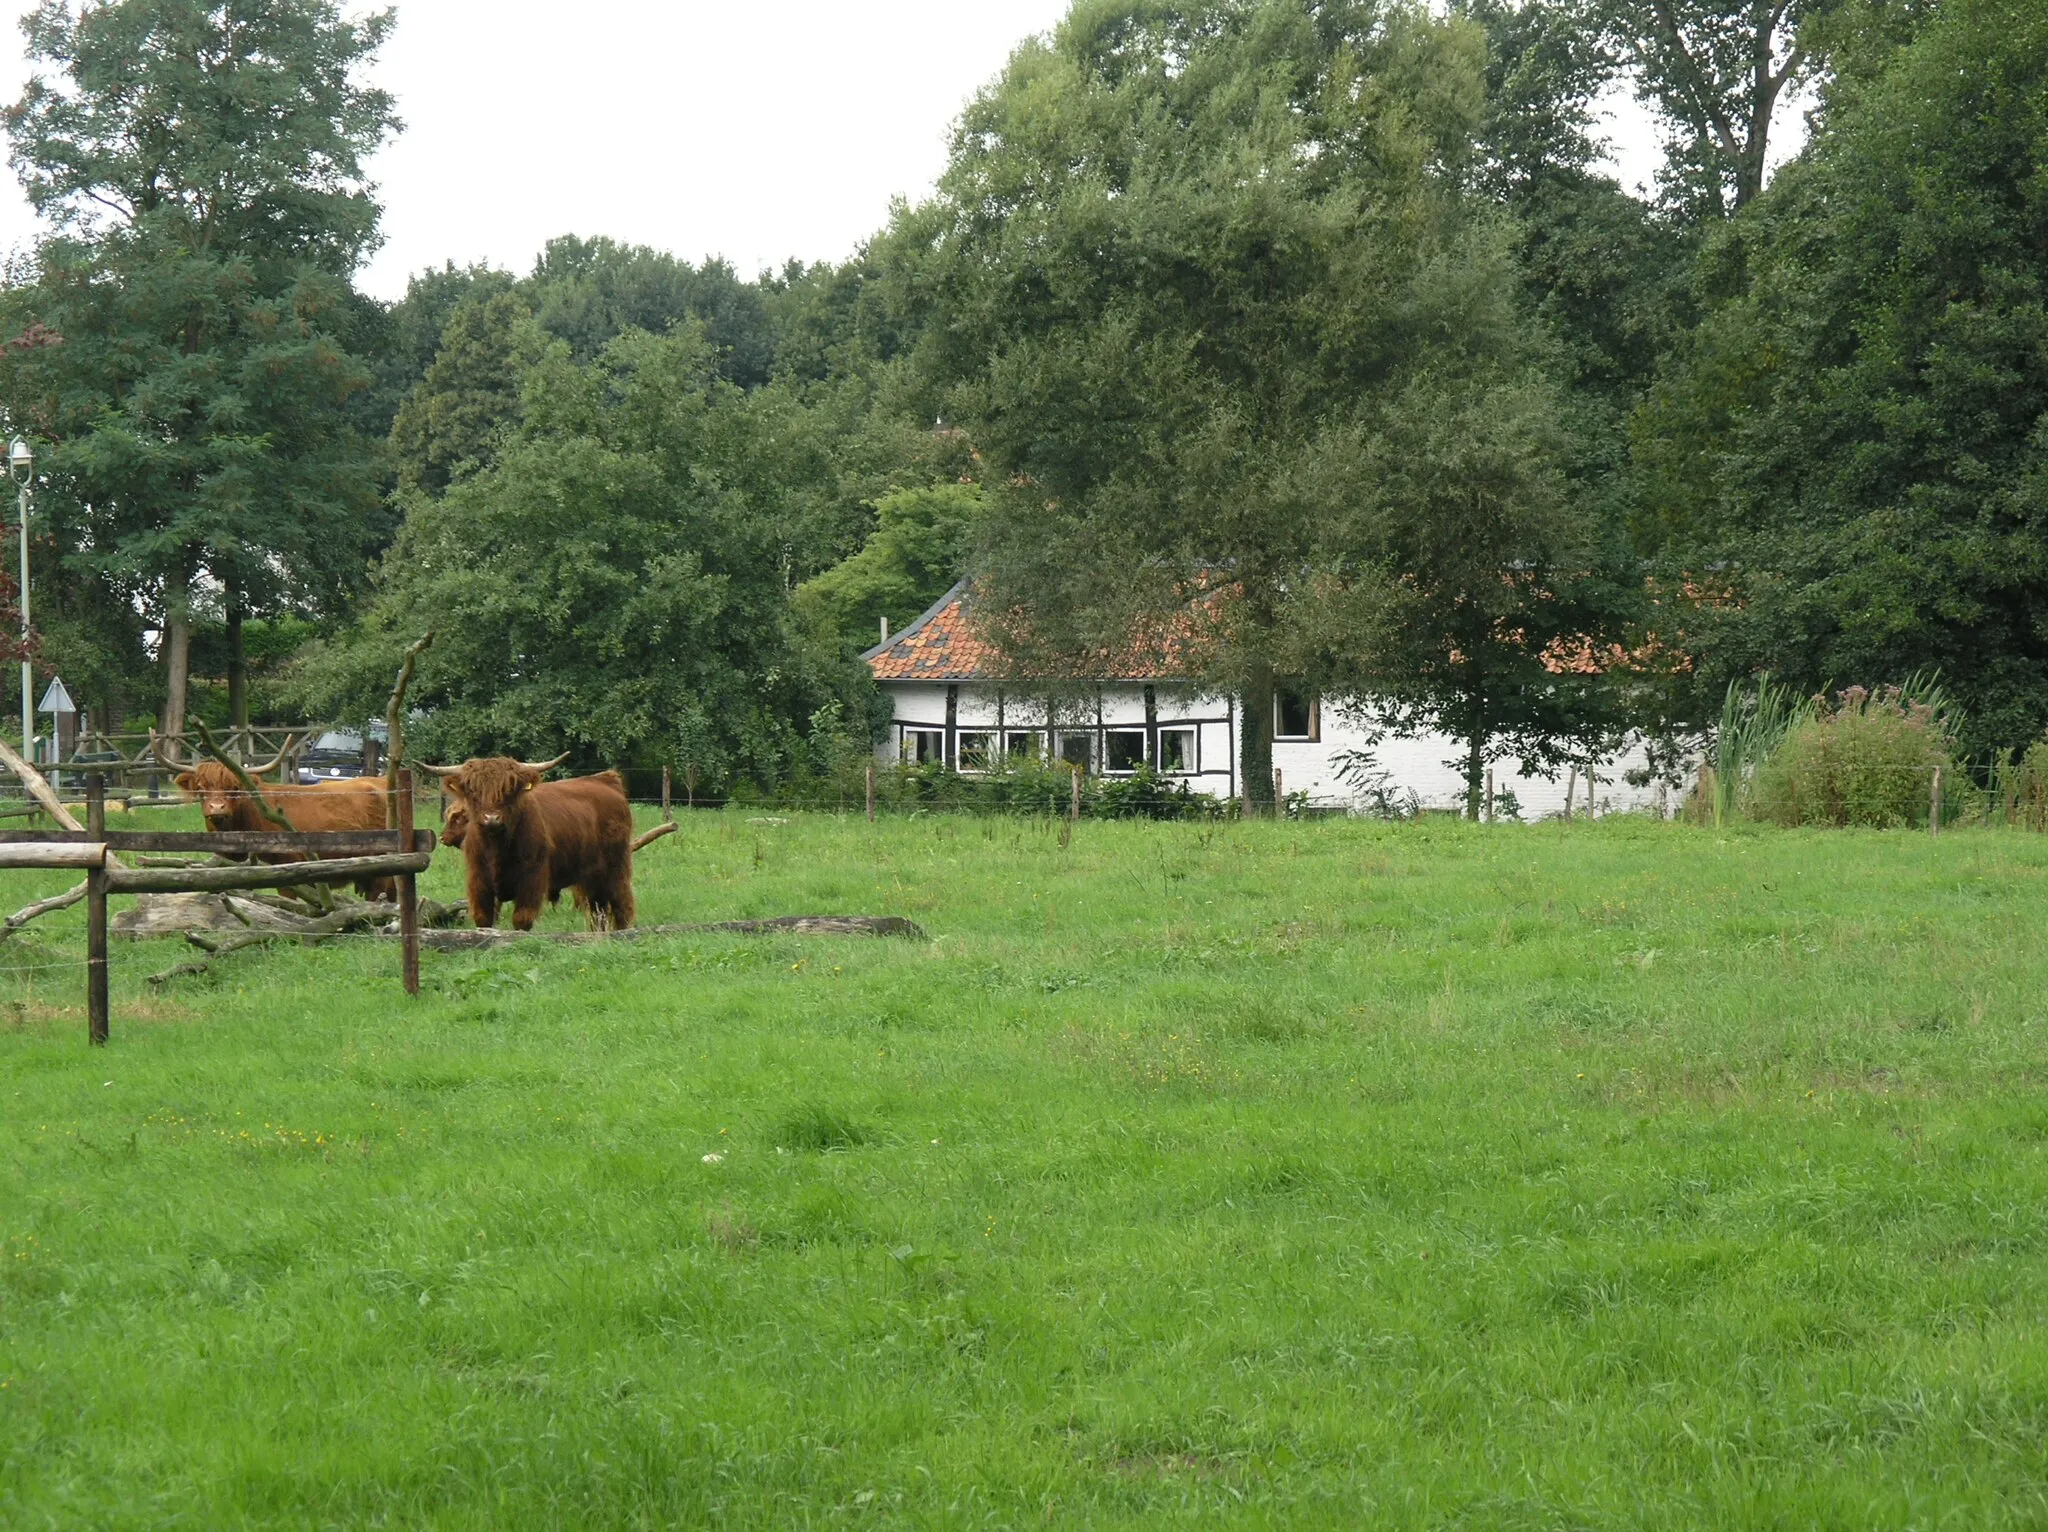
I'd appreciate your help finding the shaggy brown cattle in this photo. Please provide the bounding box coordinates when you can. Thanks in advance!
[162,753,397,901]
[438,794,588,916]
[423,755,633,931]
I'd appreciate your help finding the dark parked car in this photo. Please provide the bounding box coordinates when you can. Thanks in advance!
[296,724,389,783]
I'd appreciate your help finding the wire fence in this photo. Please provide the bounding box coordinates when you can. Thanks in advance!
[3,756,2044,828]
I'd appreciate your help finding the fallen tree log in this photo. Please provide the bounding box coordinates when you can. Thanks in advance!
[2,880,88,935]
[145,899,416,983]
[412,915,925,950]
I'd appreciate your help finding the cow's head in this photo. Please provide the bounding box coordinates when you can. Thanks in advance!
[419,753,569,835]
[440,796,470,848]
[153,732,291,828]
[173,761,248,826]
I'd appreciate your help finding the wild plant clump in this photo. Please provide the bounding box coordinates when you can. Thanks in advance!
[1750,685,1956,828]
[1991,734,2048,830]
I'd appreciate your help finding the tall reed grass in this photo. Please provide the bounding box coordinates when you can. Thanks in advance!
[1710,674,1812,825]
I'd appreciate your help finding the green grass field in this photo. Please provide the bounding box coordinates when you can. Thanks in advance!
[4,807,2048,1527]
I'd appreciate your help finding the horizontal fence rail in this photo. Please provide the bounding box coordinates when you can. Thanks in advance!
[0,771,427,1046]
[0,829,436,855]
[104,852,431,896]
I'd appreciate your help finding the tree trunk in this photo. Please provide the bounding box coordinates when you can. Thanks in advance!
[225,588,247,731]
[161,566,192,741]
[1463,725,1487,822]
[1241,660,1276,815]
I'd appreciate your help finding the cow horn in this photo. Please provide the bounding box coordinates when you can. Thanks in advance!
[518,752,571,773]
[149,729,190,773]
[242,739,292,777]
[413,761,463,779]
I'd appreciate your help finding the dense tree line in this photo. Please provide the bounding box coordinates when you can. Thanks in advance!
[0,0,2040,802]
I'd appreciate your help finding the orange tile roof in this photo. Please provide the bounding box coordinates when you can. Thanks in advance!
[863,583,998,680]
[863,582,1204,682]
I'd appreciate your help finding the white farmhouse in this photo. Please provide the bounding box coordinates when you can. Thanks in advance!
[864,582,1673,818]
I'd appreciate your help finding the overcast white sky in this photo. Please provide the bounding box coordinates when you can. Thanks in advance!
[0,0,1677,303]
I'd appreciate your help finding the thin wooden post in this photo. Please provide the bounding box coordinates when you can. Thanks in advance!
[1485,767,1495,824]
[865,762,876,823]
[1273,768,1283,818]
[1585,768,1596,821]
[1930,765,1943,838]
[662,765,673,823]
[396,768,420,996]
[1563,766,1576,821]
[85,773,109,1047]
[1070,764,1082,824]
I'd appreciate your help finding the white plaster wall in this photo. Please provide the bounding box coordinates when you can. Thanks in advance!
[1265,700,1678,819]
[887,684,952,729]
[876,682,1682,817]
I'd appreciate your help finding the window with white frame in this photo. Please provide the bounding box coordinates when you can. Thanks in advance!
[1004,730,1042,761]
[901,729,944,765]
[1156,727,1196,774]
[1104,729,1147,773]
[1275,684,1320,741]
[1057,731,1095,772]
[957,731,996,772]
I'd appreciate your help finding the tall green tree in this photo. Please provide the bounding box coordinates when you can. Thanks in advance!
[1598,0,1829,218]
[1634,0,2048,755]
[298,324,875,788]
[527,236,777,385]
[0,0,396,735]
[895,0,1588,810]
[388,288,538,496]
[794,482,984,650]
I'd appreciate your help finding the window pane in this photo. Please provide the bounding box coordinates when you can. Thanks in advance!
[1058,732,1094,771]
[902,730,944,765]
[1157,728,1195,773]
[1105,730,1147,772]
[958,731,995,771]
[1275,685,1317,739]
[1004,731,1041,760]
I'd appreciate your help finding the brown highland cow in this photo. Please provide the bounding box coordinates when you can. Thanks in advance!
[422,754,634,931]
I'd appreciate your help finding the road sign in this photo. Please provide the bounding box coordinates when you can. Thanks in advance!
[36,676,74,714]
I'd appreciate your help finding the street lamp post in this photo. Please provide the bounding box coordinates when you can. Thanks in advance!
[9,437,32,762]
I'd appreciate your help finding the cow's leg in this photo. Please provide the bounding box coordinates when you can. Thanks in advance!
[466,858,498,928]
[510,863,549,932]
[589,851,634,931]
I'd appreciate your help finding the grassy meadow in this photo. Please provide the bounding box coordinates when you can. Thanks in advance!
[4,805,2048,1526]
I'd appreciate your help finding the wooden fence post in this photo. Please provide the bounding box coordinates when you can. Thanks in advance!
[86,773,108,1047]
[396,768,420,996]
[1273,768,1283,818]
[662,765,673,823]
[1563,767,1576,822]
[1485,767,1495,824]
[1930,765,1943,838]
[1585,768,1597,821]
[1070,764,1082,825]
[865,762,876,823]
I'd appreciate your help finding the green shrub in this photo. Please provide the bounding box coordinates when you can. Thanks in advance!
[1996,734,2048,830]
[779,758,1228,819]
[1750,685,1956,828]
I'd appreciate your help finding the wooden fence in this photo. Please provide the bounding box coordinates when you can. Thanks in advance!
[0,772,432,1045]
[18,726,338,798]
